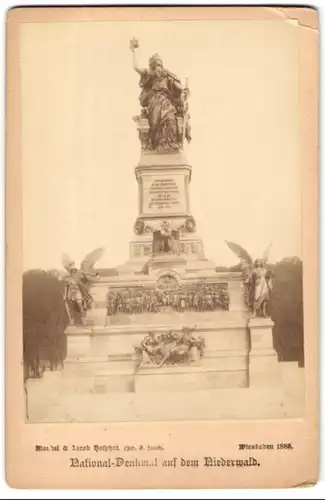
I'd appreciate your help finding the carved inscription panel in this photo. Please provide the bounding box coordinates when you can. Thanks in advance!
[142,175,187,215]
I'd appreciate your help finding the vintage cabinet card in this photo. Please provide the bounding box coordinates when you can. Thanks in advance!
[6,6,319,489]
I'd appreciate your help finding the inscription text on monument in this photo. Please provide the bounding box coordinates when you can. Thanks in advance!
[142,175,186,214]
[149,178,180,209]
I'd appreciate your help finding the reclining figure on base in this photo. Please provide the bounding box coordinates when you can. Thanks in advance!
[134,326,205,369]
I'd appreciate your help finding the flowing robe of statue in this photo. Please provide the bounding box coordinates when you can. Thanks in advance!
[139,67,183,151]
[130,40,190,152]
[250,264,270,313]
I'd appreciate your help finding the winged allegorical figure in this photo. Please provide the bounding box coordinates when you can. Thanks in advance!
[225,241,273,318]
[61,247,105,326]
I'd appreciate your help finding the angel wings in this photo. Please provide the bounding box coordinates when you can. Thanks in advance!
[225,241,273,318]
[225,241,272,267]
[61,247,105,274]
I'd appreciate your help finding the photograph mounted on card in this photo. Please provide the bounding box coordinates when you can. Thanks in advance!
[6,5,318,489]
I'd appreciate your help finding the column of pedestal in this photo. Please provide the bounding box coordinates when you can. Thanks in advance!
[135,161,192,224]
[86,280,109,326]
[248,318,281,387]
[129,157,193,264]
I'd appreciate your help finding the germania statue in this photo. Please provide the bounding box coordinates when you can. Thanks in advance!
[130,37,191,152]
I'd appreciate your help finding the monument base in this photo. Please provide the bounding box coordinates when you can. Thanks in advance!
[25,361,305,423]
[23,311,303,424]
[134,364,248,392]
[147,253,187,275]
[118,230,216,276]
[25,306,305,423]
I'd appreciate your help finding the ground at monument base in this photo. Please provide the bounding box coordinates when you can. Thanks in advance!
[25,362,304,423]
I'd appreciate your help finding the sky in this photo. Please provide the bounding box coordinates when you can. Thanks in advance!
[20,19,302,271]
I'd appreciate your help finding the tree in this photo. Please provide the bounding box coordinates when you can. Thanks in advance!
[269,258,304,366]
[23,269,68,379]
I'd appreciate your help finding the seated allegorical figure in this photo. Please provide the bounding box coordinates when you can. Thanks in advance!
[152,220,180,256]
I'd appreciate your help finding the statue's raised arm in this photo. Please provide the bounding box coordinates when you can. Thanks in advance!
[129,37,146,76]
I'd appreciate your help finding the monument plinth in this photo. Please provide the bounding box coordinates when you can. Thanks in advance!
[119,119,215,275]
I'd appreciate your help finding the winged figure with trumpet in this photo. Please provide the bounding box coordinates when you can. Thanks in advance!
[61,247,105,326]
[225,241,274,318]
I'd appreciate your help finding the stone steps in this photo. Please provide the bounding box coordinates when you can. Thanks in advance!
[26,371,304,423]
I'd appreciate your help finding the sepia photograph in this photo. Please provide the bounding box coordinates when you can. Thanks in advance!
[21,15,305,424]
[6,5,318,490]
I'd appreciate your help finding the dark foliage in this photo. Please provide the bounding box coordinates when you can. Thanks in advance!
[269,258,304,367]
[23,269,68,380]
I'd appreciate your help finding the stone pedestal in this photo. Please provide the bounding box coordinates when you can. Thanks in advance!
[248,317,281,387]
[64,319,250,395]
[84,281,109,326]
[119,148,215,274]
[147,254,187,275]
[26,320,305,422]
[134,364,248,393]
[135,156,191,221]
